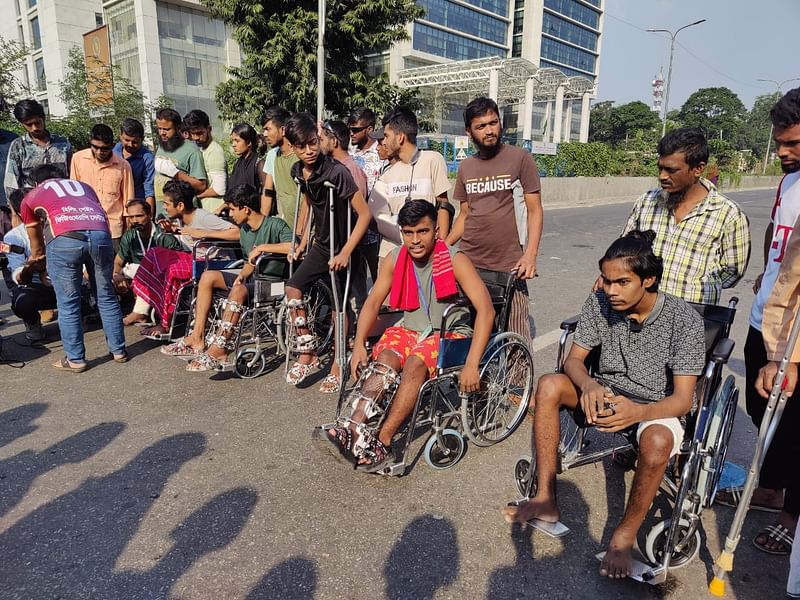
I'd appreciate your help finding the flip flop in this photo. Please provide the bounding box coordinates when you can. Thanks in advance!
[753,523,794,556]
[111,351,130,363]
[161,339,202,358]
[52,357,87,373]
[311,427,355,466]
[318,374,341,394]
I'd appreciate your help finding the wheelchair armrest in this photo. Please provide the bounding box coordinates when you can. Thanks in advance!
[192,238,243,262]
[711,338,735,364]
[560,315,580,332]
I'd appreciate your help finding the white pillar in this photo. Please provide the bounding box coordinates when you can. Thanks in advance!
[562,100,573,142]
[543,100,552,142]
[552,85,564,145]
[488,68,500,101]
[522,77,534,141]
[579,92,591,143]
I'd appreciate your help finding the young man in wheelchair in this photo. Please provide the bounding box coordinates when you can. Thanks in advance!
[503,230,707,579]
[161,183,293,371]
[316,200,495,472]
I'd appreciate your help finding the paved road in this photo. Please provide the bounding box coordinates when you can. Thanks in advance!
[0,189,790,599]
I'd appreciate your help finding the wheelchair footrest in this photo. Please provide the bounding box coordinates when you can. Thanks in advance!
[595,552,666,585]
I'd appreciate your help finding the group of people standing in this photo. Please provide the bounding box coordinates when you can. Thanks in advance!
[2,85,800,592]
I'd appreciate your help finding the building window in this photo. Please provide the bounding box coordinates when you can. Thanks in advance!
[543,12,598,51]
[186,60,202,86]
[417,0,508,45]
[512,36,522,57]
[543,0,600,30]
[40,99,49,115]
[28,0,37,8]
[30,16,41,50]
[17,24,24,44]
[34,57,46,91]
[106,0,142,88]
[95,13,103,27]
[459,0,509,18]
[541,37,596,74]
[413,22,506,61]
[539,59,594,81]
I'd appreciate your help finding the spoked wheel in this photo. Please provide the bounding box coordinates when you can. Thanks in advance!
[462,332,534,447]
[423,429,465,470]
[644,519,701,569]
[699,375,739,507]
[235,348,267,379]
[513,455,537,499]
[276,280,334,357]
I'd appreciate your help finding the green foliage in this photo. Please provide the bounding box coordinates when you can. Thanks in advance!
[201,0,425,123]
[0,37,29,110]
[742,92,781,160]
[53,46,171,149]
[678,87,746,145]
[536,142,616,177]
[589,100,660,146]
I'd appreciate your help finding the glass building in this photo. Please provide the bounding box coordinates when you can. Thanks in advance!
[539,0,601,80]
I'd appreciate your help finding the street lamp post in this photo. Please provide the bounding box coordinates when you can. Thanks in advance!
[647,19,706,138]
[317,0,326,122]
[757,78,800,174]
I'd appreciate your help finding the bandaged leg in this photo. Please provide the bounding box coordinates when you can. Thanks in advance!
[284,296,317,352]
[337,361,399,458]
[132,295,151,315]
[206,298,246,357]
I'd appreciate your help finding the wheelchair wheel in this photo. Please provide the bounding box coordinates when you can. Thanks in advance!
[461,332,533,447]
[276,280,334,357]
[513,455,537,498]
[423,429,465,470]
[698,375,738,507]
[644,518,701,569]
[235,349,266,379]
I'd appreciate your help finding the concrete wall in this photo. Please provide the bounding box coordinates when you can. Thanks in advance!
[539,175,783,208]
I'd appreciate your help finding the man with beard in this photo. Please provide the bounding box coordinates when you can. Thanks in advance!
[716,88,800,557]
[447,97,542,341]
[153,108,207,216]
[621,127,750,305]
[70,124,135,250]
[112,199,181,325]
[4,99,71,203]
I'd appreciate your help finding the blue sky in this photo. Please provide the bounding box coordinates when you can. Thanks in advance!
[596,0,800,111]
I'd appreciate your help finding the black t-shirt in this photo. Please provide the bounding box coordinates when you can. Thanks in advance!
[291,154,357,253]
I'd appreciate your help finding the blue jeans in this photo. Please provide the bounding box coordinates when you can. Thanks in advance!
[48,230,126,362]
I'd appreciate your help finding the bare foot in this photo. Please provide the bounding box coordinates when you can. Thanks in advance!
[141,324,165,337]
[751,487,784,509]
[297,352,317,366]
[599,529,635,578]
[123,312,149,326]
[502,495,559,525]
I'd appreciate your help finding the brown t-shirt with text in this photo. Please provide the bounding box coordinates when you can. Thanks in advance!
[453,143,541,271]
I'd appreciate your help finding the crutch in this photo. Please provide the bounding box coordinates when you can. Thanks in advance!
[284,177,305,377]
[324,181,352,393]
[709,306,800,596]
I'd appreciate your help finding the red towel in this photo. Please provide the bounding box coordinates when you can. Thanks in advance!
[389,240,458,310]
[132,247,193,328]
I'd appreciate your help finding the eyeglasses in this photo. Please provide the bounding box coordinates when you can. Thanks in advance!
[348,126,368,133]
[90,143,113,151]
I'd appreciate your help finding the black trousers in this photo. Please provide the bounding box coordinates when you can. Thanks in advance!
[11,283,58,326]
[745,326,800,516]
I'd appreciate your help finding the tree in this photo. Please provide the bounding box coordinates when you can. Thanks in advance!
[610,101,660,143]
[200,0,425,123]
[678,87,746,145]
[0,37,29,110]
[54,46,171,149]
[588,100,614,143]
[742,92,781,162]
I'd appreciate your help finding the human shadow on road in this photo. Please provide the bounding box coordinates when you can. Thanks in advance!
[0,402,47,449]
[245,556,318,600]
[384,514,460,600]
[113,486,258,598]
[0,420,125,518]
[0,432,212,599]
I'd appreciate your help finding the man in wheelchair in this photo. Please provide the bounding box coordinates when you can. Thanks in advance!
[316,200,494,472]
[503,230,707,579]
[161,183,293,371]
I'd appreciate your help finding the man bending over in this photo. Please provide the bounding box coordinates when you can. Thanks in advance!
[503,230,706,579]
[317,200,494,472]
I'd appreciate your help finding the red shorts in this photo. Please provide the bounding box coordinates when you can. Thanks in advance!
[371,326,464,377]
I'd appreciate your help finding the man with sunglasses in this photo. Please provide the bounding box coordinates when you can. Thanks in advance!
[70,124,135,251]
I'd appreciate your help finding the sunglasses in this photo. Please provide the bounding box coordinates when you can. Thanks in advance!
[348,126,368,133]
[90,143,113,151]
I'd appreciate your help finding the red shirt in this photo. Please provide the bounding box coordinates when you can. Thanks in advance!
[20,178,110,241]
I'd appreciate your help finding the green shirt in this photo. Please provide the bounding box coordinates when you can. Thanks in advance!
[117,226,181,265]
[240,216,293,277]
[154,141,207,206]
[273,151,300,228]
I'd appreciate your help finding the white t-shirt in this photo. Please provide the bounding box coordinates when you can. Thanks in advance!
[750,171,800,330]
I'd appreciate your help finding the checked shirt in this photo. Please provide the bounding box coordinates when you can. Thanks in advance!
[622,178,751,305]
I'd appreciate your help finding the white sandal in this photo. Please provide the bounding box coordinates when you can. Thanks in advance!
[286,358,320,385]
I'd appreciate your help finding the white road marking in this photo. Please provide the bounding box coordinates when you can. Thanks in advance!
[532,328,564,352]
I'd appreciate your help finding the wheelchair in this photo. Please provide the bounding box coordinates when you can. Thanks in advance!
[316,270,535,476]
[512,297,740,584]
[208,252,334,379]
[144,239,245,342]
